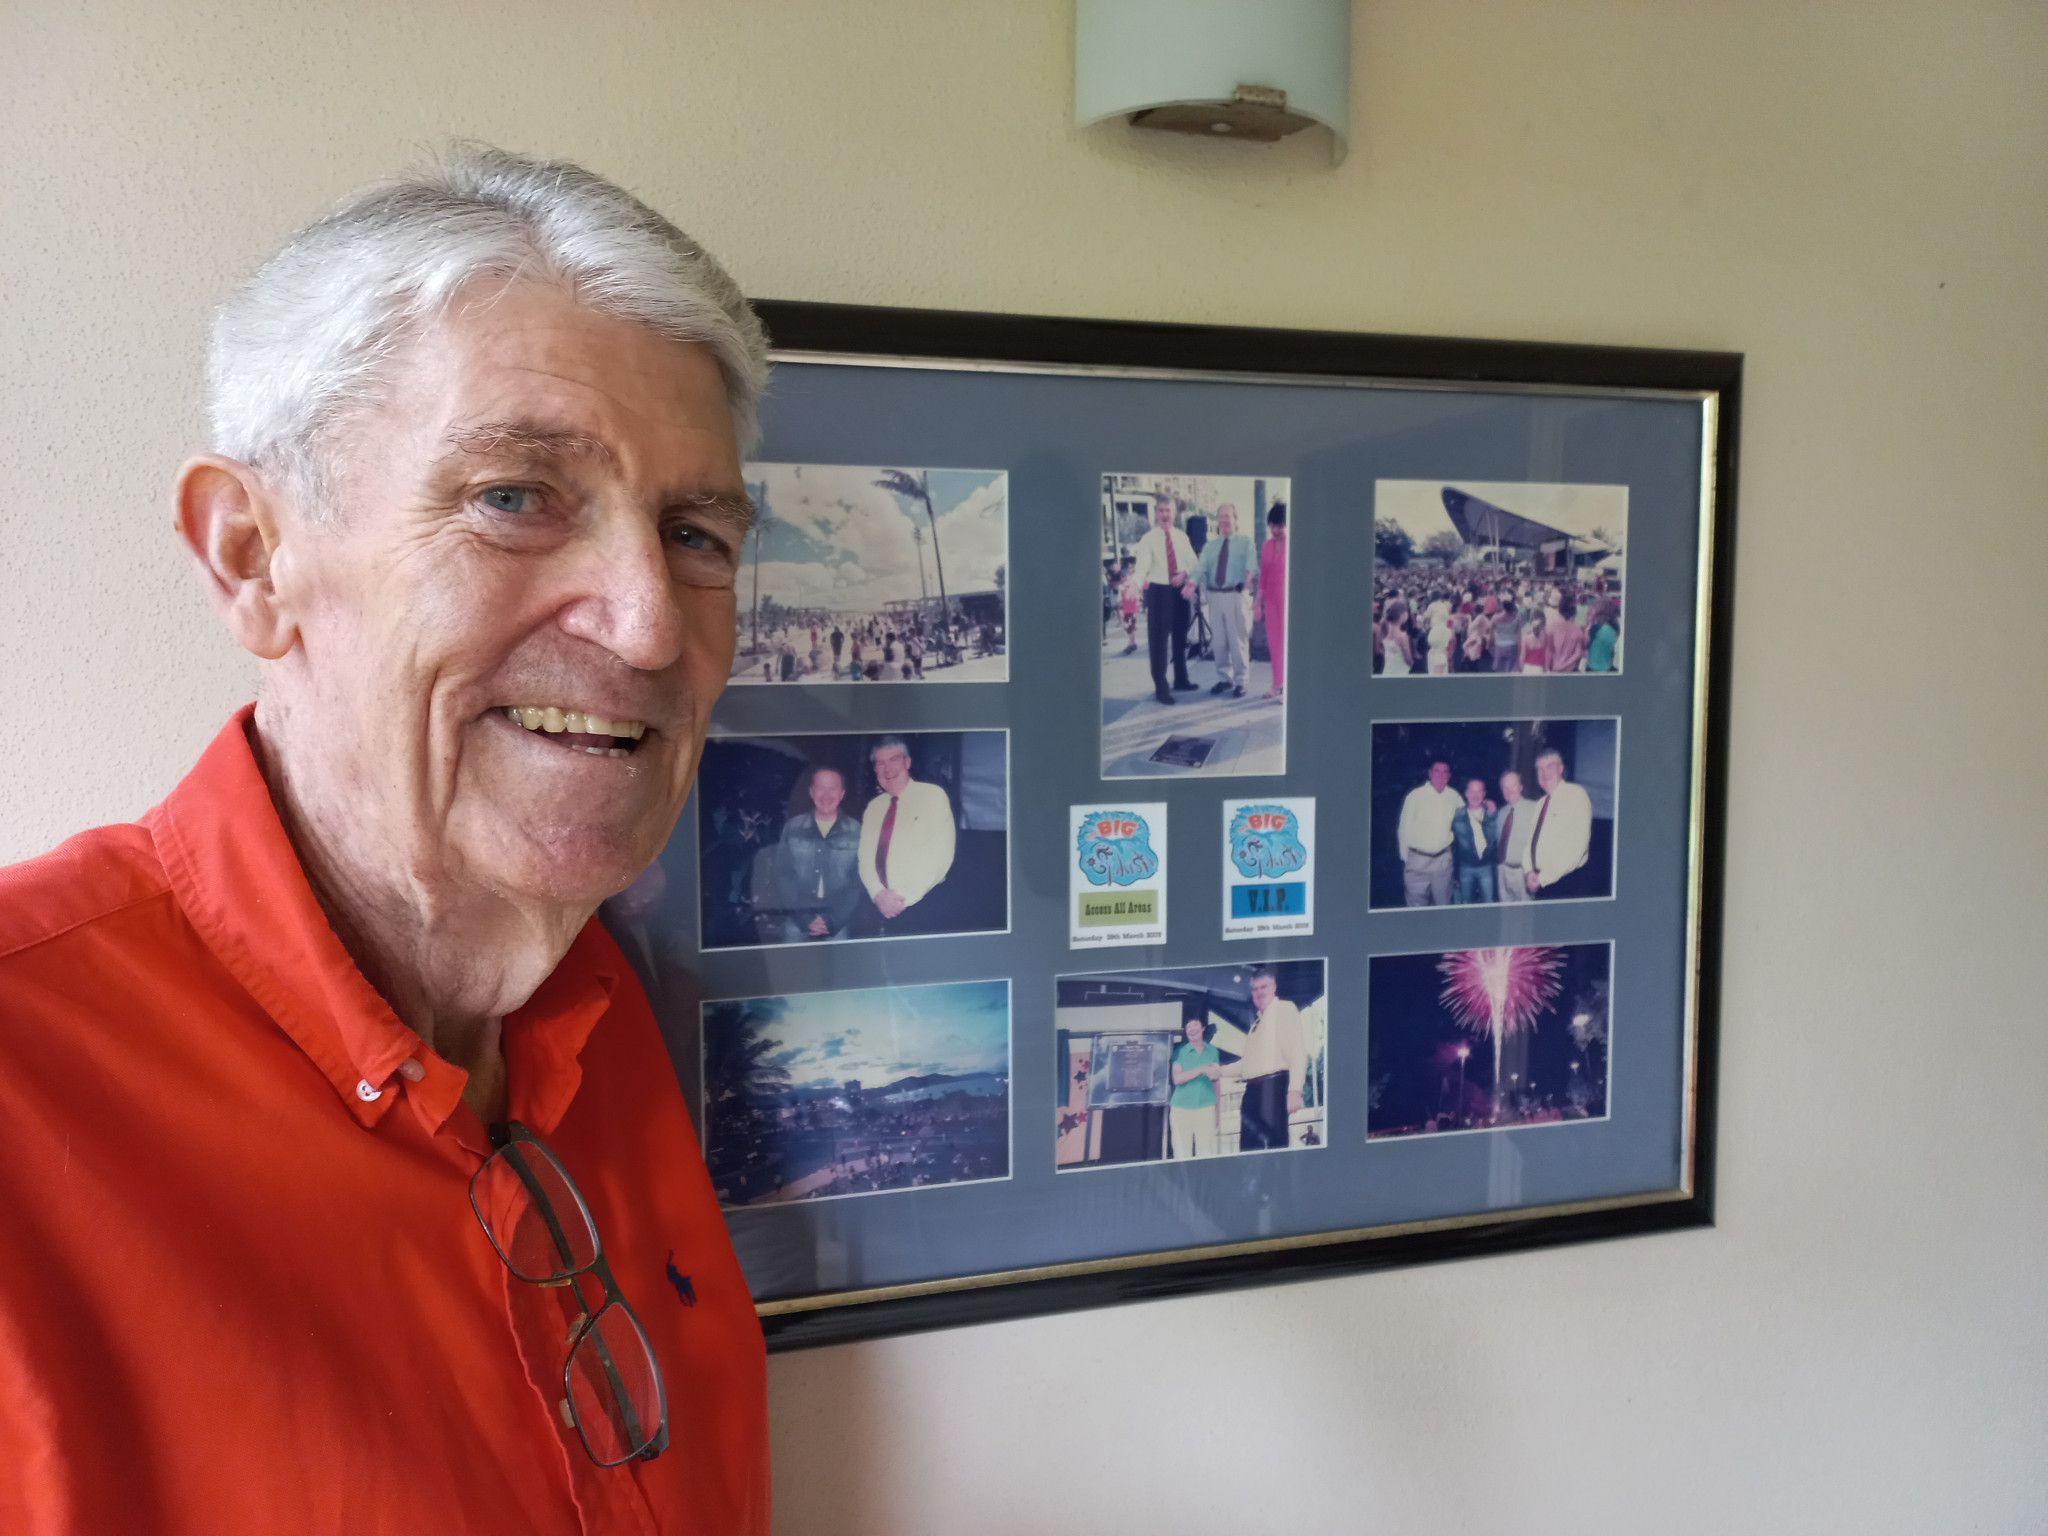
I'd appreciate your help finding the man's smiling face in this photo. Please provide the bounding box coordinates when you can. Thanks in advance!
[268,279,750,911]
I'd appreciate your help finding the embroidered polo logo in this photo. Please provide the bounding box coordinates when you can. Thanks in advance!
[665,1249,697,1307]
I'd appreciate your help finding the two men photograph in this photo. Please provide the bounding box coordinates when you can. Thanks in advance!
[695,729,1009,949]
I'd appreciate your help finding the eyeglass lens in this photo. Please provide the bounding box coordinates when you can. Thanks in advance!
[472,1138,600,1282]
[568,1302,665,1465]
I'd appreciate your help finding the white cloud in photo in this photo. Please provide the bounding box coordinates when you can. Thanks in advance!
[743,464,1007,612]
[741,981,1010,1092]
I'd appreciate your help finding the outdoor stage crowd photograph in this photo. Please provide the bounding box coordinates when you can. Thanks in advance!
[695,730,1008,949]
[1370,718,1618,909]
[1054,961,1327,1169]
[1366,942,1611,1139]
[730,462,1008,684]
[702,980,1011,1208]
[1372,481,1626,675]
[1099,472,1290,777]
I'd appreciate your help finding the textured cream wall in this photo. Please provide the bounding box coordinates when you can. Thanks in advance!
[4,3,2044,1531]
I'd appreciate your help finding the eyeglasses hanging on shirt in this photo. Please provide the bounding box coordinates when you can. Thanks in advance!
[469,1121,669,1466]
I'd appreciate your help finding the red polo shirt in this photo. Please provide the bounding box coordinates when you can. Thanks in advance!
[0,710,768,1534]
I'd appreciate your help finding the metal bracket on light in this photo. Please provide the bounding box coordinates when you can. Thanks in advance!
[1074,0,1351,164]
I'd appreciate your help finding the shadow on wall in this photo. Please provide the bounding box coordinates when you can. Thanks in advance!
[754,1260,1556,1536]
[767,1343,888,1530]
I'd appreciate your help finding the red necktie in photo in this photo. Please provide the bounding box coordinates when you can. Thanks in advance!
[1165,531,1180,585]
[876,795,899,886]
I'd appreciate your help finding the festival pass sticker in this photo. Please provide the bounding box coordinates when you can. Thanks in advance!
[1070,803,1168,948]
[1221,797,1315,939]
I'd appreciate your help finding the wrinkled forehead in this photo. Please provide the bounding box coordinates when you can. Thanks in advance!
[335,280,739,470]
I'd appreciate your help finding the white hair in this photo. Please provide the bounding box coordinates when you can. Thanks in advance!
[206,143,767,505]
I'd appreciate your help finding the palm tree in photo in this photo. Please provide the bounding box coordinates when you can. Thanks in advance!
[875,469,953,660]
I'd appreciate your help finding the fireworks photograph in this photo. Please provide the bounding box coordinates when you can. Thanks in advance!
[1367,942,1611,1140]
[701,979,1011,1208]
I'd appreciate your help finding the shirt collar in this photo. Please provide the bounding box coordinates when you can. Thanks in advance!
[147,707,616,1137]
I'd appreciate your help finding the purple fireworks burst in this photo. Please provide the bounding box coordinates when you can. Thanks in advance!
[1437,946,1565,1039]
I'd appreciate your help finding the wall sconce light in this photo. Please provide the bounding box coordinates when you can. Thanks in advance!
[1074,0,1351,163]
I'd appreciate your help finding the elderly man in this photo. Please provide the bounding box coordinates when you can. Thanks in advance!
[1396,759,1461,906]
[1494,768,1537,904]
[1197,502,1255,697]
[1128,492,1198,705]
[1219,968,1308,1152]
[0,148,769,1533]
[857,735,957,936]
[1525,747,1596,898]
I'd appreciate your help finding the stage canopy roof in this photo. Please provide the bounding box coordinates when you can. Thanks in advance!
[1441,487,1606,553]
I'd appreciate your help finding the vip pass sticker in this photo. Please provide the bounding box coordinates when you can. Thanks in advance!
[1071,804,1168,948]
[1222,797,1315,939]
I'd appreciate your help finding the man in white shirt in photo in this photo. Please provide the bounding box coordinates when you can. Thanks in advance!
[858,736,957,935]
[1129,493,1198,706]
[1196,502,1255,698]
[1220,968,1308,1152]
[1494,768,1537,904]
[1396,759,1460,906]
[1525,748,1594,899]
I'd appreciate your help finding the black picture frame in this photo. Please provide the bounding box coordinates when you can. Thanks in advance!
[673,300,1736,1351]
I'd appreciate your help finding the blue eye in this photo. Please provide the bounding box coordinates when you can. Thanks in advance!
[480,485,532,514]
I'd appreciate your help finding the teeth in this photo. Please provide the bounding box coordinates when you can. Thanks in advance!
[504,706,649,742]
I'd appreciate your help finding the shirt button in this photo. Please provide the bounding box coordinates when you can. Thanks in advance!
[355,1079,383,1102]
[396,1058,426,1083]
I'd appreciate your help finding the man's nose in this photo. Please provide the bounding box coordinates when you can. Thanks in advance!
[555,511,687,671]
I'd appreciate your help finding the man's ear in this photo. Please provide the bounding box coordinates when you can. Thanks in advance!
[173,455,298,661]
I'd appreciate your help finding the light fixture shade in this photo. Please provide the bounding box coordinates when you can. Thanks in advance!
[1074,0,1350,162]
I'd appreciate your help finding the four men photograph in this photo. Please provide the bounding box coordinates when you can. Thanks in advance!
[1372,719,1619,909]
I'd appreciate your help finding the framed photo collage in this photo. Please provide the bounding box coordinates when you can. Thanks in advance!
[600,303,1739,1348]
